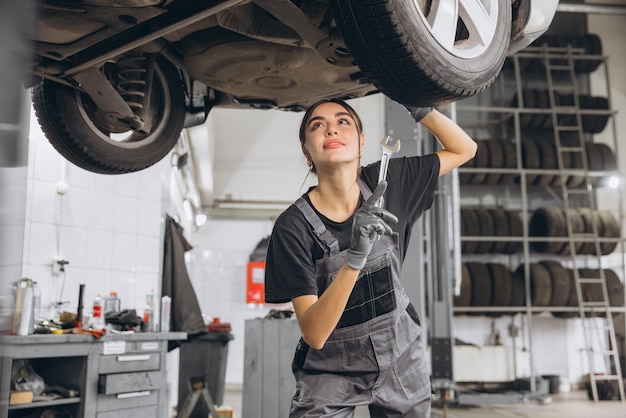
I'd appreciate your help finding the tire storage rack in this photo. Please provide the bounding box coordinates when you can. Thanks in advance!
[455,33,625,401]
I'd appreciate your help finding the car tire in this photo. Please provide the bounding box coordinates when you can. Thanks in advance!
[332,0,511,107]
[32,55,185,174]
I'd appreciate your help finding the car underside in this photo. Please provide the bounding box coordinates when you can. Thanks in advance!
[28,0,557,173]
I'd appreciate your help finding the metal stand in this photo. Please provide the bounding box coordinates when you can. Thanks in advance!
[178,377,219,418]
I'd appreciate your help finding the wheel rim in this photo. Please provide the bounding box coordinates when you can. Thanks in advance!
[414,0,500,59]
[75,64,172,150]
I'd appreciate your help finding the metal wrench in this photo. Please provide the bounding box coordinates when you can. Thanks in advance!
[376,135,401,208]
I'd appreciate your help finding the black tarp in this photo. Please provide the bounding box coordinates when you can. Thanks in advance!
[162,215,206,350]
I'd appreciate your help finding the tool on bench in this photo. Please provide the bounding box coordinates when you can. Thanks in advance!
[376,136,401,208]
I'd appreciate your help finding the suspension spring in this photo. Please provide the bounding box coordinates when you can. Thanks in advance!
[115,56,148,113]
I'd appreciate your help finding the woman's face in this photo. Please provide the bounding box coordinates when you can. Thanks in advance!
[302,102,364,173]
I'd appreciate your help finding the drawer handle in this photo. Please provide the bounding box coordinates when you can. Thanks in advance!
[117,354,151,362]
[117,391,151,399]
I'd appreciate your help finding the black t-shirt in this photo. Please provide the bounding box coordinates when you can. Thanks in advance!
[264,153,440,304]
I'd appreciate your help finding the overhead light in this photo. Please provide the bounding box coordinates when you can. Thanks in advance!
[195,213,207,226]
[607,175,620,189]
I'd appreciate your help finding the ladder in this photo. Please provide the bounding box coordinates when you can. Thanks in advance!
[178,377,220,418]
[541,43,625,402]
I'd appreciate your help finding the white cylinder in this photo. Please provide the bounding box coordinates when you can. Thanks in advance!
[160,296,171,333]
[13,285,34,335]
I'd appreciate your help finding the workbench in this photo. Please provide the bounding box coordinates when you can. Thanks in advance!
[0,331,186,418]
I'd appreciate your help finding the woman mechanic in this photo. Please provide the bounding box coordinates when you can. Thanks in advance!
[264,98,477,417]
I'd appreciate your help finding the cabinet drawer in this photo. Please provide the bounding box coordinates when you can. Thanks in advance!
[97,389,159,411]
[97,405,158,418]
[98,371,161,395]
[100,352,160,374]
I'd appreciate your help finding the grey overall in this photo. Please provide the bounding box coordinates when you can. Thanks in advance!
[290,180,431,418]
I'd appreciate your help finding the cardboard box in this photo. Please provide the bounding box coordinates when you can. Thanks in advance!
[10,390,33,405]
[216,406,234,418]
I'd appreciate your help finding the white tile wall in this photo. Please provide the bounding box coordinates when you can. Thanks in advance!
[186,219,291,385]
[22,107,167,320]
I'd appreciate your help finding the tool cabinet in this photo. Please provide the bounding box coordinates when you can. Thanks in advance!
[0,332,186,418]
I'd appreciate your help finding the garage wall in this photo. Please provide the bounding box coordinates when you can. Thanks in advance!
[22,107,169,324]
[589,6,626,240]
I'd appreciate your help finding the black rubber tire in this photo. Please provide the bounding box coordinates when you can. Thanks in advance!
[556,93,576,128]
[580,95,610,134]
[483,139,503,186]
[561,134,585,188]
[531,89,550,130]
[552,268,579,318]
[584,142,604,188]
[498,139,518,185]
[596,143,617,171]
[487,263,513,317]
[511,89,536,129]
[606,269,624,308]
[529,207,567,254]
[559,209,585,256]
[466,262,492,314]
[332,0,511,107]
[31,55,185,174]
[540,260,571,307]
[579,268,604,317]
[510,265,526,311]
[534,136,557,187]
[535,33,603,74]
[544,134,571,187]
[488,208,509,254]
[521,137,540,185]
[475,208,494,254]
[461,208,480,254]
[530,262,552,308]
[598,210,620,255]
[576,208,601,255]
[503,209,523,254]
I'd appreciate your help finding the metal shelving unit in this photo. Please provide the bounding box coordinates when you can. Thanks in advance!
[454,42,626,400]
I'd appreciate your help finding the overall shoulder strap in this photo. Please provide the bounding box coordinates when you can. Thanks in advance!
[357,176,373,200]
[294,197,340,255]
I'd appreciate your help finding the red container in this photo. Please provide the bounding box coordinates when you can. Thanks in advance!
[246,261,266,304]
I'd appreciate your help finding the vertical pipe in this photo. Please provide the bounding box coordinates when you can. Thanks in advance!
[0,0,36,332]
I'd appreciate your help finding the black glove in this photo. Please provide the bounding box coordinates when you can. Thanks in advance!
[405,106,434,123]
[346,182,399,270]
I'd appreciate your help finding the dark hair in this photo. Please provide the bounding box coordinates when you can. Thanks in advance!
[298,98,364,146]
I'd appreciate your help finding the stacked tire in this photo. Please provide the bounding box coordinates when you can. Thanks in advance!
[461,208,522,254]
[459,136,617,187]
[529,207,620,255]
[511,89,610,134]
[454,262,523,316]
[503,33,603,74]
[454,261,624,318]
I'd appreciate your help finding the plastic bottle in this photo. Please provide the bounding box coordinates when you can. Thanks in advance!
[160,296,171,333]
[143,293,154,332]
[32,281,41,320]
[91,294,105,329]
[104,291,121,314]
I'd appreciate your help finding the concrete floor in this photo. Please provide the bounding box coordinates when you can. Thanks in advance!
[222,387,626,417]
